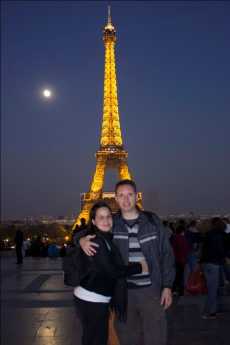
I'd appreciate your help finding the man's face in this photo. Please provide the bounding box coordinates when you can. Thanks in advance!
[115,184,137,212]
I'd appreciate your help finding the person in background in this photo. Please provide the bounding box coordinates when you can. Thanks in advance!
[79,218,87,231]
[223,217,230,234]
[23,238,31,257]
[169,222,176,235]
[59,244,67,257]
[201,217,227,319]
[162,220,173,241]
[223,218,230,283]
[14,229,24,264]
[184,220,202,287]
[172,224,190,295]
[48,243,59,258]
[72,224,80,245]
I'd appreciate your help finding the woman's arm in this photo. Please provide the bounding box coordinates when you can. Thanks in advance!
[92,238,142,279]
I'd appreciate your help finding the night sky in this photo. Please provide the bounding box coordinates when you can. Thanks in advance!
[2,1,230,220]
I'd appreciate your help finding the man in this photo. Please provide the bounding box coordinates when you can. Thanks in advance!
[223,218,230,282]
[78,179,175,345]
[201,217,227,319]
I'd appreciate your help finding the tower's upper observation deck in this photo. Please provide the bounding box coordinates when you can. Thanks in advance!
[103,5,116,41]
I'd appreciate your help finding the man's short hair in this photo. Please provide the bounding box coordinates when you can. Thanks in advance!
[115,179,137,194]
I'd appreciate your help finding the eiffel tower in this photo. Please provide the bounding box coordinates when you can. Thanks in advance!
[74,7,142,227]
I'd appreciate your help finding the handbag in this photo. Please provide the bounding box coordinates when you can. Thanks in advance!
[62,246,89,287]
[185,266,207,295]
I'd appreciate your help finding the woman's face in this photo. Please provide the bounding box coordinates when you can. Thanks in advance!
[92,207,113,232]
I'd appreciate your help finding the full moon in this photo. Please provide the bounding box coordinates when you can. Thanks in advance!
[43,89,52,98]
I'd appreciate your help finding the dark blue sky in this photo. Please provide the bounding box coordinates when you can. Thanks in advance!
[2,1,230,219]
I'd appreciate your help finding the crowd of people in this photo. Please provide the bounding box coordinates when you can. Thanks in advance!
[14,232,66,262]
[162,217,230,318]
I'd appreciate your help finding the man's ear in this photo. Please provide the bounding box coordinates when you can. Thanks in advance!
[92,219,95,225]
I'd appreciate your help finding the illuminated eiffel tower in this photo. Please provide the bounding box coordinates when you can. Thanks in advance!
[74,7,142,226]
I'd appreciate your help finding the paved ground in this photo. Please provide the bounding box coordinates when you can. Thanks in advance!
[1,252,230,345]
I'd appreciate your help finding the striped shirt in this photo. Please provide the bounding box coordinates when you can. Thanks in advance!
[124,218,152,288]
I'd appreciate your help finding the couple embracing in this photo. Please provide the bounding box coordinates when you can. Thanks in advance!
[74,179,175,345]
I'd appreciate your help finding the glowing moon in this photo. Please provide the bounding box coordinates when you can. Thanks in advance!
[43,89,52,98]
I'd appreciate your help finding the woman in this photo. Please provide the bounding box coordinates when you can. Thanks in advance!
[74,201,148,345]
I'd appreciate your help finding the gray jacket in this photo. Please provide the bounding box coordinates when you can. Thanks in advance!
[112,211,175,296]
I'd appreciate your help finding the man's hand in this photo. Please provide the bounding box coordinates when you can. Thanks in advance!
[140,259,149,273]
[160,288,172,310]
[79,235,99,256]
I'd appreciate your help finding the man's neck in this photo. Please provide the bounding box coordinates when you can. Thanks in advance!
[121,208,139,220]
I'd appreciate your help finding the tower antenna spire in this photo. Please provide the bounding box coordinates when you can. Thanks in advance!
[108,4,112,25]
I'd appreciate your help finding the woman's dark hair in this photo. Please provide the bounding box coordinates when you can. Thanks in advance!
[88,201,112,230]
[176,225,186,234]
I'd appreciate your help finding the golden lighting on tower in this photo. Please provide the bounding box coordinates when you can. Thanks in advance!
[73,7,142,227]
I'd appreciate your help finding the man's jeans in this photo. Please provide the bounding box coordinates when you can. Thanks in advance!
[224,262,230,282]
[184,254,199,287]
[115,286,167,345]
[203,263,220,314]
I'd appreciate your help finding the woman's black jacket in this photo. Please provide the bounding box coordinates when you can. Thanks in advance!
[79,229,142,297]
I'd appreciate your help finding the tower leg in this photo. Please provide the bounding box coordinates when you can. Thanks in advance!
[89,159,106,198]
[73,160,106,227]
[118,161,132,180]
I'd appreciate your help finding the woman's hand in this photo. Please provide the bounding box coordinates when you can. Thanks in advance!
[79,235,99,256]
[140,259,149,273]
